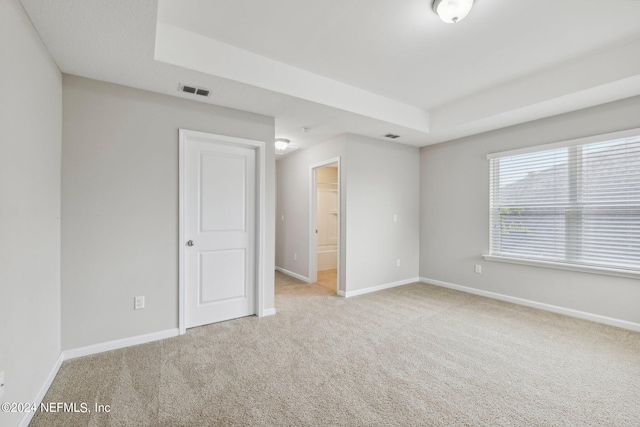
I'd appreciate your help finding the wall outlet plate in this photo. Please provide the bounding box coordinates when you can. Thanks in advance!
[134,296,145,310]
[475,264,482,274]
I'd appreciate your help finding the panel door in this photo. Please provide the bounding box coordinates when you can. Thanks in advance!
[184,136,255,328]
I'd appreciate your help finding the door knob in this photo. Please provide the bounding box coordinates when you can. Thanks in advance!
[187,240,194,246]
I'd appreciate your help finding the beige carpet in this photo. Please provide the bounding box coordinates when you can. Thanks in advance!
[31,272,640,426]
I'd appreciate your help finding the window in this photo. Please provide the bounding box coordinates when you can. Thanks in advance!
[487,129,640,276]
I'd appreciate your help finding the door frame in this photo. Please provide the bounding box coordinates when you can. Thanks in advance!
[309,157,341,292]
[178,129,267,335]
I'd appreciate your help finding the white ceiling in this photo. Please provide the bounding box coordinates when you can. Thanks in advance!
[21,0,640,155]
[158,0,640,109]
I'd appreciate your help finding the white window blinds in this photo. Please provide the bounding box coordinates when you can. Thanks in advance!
[489,131,640,273]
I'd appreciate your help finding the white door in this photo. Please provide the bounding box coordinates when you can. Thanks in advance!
[184,135,256,328]
[317,190,338,246]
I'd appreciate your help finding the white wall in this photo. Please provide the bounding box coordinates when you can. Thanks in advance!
[420,95,640,324]
[62,75,275,350]
[276,134,420,293]
[0,1,62,425]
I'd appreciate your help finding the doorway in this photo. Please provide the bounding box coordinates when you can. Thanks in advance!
[178,129,266,334]
[309,158,340,294]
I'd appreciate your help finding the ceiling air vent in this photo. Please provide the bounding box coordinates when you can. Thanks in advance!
[385,134,400,139]
[179,84,210,97]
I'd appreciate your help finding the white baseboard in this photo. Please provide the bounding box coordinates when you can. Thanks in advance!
[261,308,277,317]
[20,329,178,426]
[342,277,420,298]
[420,277,640,332]
[62,328,180,361]
[275,266,311,283]
[19,353,65,427]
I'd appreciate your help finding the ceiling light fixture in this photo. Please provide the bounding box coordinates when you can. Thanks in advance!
[432,0,475,24]
[274,138,290,151]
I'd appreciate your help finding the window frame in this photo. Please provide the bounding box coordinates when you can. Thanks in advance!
[483,127,640,280]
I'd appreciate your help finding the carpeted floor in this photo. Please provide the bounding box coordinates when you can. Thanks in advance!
[31,272,640,426]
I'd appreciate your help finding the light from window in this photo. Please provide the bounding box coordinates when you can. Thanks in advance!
[489,131,640,273]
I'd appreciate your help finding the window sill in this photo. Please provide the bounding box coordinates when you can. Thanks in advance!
[482,255,640,280]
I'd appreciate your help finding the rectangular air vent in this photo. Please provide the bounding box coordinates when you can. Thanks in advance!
[385,134,400,139]
[179,84,210,97]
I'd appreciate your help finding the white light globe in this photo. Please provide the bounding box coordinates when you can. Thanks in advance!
[274,138,290,150]
[433,0,474,24]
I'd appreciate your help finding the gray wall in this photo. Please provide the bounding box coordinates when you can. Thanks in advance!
[345,135,420,291]
[420,95,640,324]
[276,135,347,288]
[0,1,62,425]
[62,76,275,350]
[276,134,420,293]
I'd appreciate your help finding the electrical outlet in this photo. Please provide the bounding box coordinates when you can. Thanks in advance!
[134,296,145,310]
[294,253,297,261]
[281,215,284,221]
[475,264,482,274]
[0,371,5,398]
[393,214,398,223]
[396,259,401,267]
